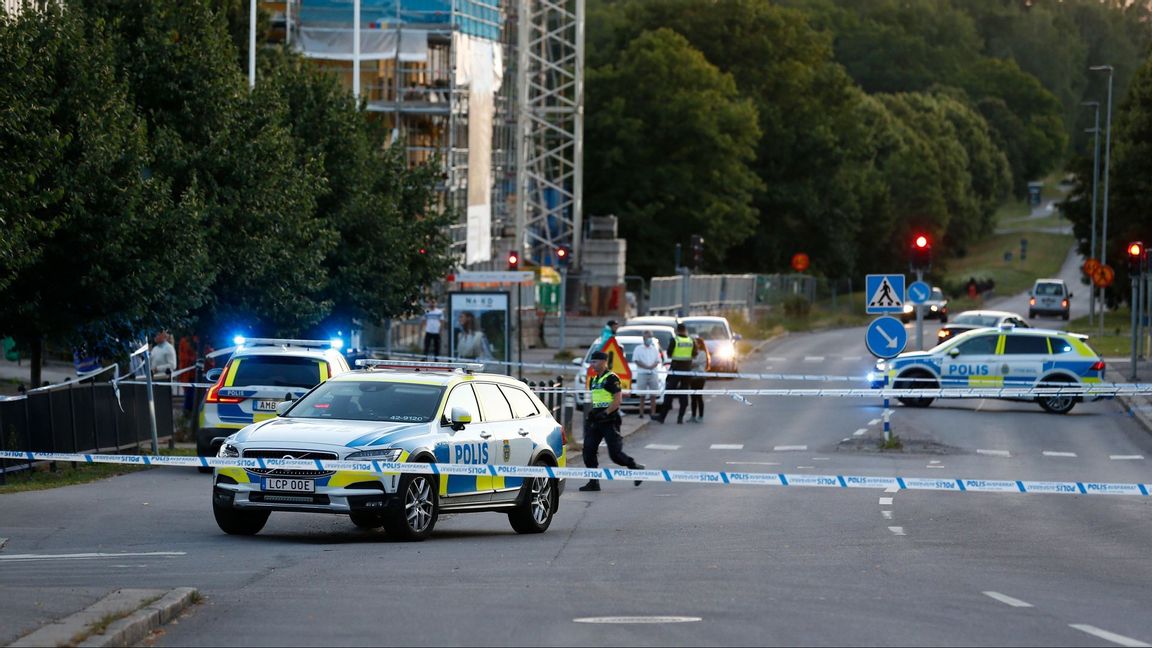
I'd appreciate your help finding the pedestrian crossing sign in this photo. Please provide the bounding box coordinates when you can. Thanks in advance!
[865,274,906,314]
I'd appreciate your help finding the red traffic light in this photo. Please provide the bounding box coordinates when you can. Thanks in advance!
[913,235,929,249]
[1129,242,1144,257]
[507,251,520,270]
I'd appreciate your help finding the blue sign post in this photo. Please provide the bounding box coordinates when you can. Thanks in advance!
[907,280,931,305]
[866,316,908,359]
[866,274,906,314]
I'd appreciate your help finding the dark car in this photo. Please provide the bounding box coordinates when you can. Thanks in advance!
[900,287,949,323]
[935,310,1030,344]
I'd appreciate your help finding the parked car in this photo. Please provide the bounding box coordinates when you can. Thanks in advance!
[936,310,1030,344]
[901,287,949,323]
[1029,278,1072,320]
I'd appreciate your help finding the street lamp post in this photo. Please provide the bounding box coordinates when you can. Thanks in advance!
[1083,101,1101,326]
[1090,64,1115,338]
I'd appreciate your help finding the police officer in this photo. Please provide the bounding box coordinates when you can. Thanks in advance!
[653,323,696,424]
[579,350,645,492]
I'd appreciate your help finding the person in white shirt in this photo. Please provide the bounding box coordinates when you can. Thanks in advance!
[423,299,444,359]
[150,330,177,379]
[630,330,663,419]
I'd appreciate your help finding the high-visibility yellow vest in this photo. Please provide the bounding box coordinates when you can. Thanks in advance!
[590,372,616,409]
[671,335,694,360]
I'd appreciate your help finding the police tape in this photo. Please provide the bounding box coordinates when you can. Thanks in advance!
[2,450,1148,497]
[530,385,1149,399]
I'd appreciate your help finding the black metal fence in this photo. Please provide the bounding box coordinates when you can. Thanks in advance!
[526,375,574,433]
[0,381,174,477]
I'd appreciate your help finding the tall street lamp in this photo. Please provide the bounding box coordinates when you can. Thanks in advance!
[1090,64,1114,338]
[1083,100,1101,326]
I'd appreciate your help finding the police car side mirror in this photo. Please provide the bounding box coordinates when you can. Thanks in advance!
[275,401,295,417]
[450,406,473,431]
[571,358,582,366]
[948,348,961,358]
[205,368,223,382]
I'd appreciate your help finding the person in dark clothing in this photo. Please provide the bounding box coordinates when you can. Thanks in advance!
[579,350,644,491]
[654,323,696,424]
[688,336,709,423]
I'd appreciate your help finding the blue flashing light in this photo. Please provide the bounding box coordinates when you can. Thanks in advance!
[329,338,345,350]
[233,335,246,346]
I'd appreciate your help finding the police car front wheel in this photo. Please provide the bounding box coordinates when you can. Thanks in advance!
[383,463,438,541]
[895,372,936,408]
[213,503,270,536]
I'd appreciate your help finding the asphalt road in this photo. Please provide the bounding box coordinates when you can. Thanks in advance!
[3,309,1151,646]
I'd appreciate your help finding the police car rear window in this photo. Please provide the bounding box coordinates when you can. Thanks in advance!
[232,357,323,388]
[1003,336,1049,355]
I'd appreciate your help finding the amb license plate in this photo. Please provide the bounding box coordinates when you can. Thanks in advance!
[254,400,281,412]
[263,477,315,493]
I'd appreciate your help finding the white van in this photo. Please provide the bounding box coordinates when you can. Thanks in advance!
[1029,278,1072,320]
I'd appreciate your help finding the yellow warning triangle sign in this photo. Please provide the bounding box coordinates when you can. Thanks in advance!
[586,336,633,390]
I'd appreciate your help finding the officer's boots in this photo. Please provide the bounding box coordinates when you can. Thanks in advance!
[578,480,601,492]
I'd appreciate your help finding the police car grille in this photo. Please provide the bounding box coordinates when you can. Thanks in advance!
[250,493,332,505]
[243,449,339,477]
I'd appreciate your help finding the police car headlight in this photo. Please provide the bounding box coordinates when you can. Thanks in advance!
[218,443,240,458]
[874,360,888,372]
[903,304,914,313]
[346,448,403,462]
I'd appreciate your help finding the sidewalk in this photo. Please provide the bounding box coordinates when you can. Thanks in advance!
[0,357,78,390]
[1105,358,1152,435]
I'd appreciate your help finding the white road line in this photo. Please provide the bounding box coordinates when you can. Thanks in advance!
[803,356,825,362]
[1111,455,1145,461]
[887,526,905,536]
[645,444,681,451]
[842,356,862,361]
[726,461,780,466]
[868,419,881,426]
[982,591,1033,608]
[0,537,7,551]
[977,449,1011,457]
[884,486,899,494]
[812,457,830,461]
[929,460,941,464]
[0,551,187,562]
[773,445,808,452]
[879,497,894,506]
[1043,451,1078,458]
[1069,624,1151,647]
[881,511,893,519]
[765,357,787,362]
[710,444,744,450]
[927,465,945,469]
[853,428,867,437]
[796,466,815,469]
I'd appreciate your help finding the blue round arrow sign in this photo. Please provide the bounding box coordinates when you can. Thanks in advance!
[907,280,931,305]
[866,316,908,359]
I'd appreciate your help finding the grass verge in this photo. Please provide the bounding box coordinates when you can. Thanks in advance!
[942,231,1074,299]
[0,446,195,494]
[1067,309,1135,357]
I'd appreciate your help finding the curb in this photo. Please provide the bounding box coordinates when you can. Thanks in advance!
[1117,394,1152,435]
[10,587,199,648]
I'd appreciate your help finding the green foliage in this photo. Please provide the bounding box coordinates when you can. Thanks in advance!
[586,27,761,277]
[782,295,812,319]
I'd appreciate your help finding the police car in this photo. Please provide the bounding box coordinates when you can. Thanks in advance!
[197,338,351,469]
[870,325,1106,414]
[211,361,566,541]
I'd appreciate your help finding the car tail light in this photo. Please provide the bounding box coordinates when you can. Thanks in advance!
[1062,299,1069,307]
[1029,297,1036,305]
[204,372,245,404]
[1090,361,1105,372]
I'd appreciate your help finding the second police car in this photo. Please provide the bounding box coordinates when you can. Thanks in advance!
[212,361,566,541]
[871,325,1106,414]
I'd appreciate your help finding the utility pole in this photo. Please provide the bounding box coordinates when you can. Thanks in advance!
[1083,101,1101,327]
[1091,64,1115,339]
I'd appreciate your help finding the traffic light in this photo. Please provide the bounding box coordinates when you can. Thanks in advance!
[910,234,932,271]
[1128,241,1144,274]
[690,234,705,270]
[507,250,520,271]
[556,245,571,267]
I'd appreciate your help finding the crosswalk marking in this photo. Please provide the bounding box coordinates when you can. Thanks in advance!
[982,591,1033,608]
[1111,455,1144,461]
[1043,451,1077,458]
[803,356,824,362]
[773,445,808,452]
[710,444,744,450]
[645,444,681,451]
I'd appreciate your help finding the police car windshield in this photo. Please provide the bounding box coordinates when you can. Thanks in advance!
[953,314,1000,327]
[288,381,445,423]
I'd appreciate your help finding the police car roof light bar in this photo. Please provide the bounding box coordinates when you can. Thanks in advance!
[355,359,486,374]
[236,337,340,349]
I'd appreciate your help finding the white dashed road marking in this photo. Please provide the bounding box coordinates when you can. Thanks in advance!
[710,444,744,450]
[842,356,862,361]
[868,419,881,426]
[1111,455,1144,461]
[1069,624,1151,647]
[1043,451,1078,458]
[765,357,787,362]
[982,591,1033,608]
[0,551,187,563]
[575,617,702,625]
[976,449,1011,457]
[645,444,681,451]
[879,497,894,506]
[773,445,808,452]
[853,428,867,437]
[887,526,905,536]
[803,356,824,362]
[884,486,899,494]
[812,457,830,461]
[881,511,893,520]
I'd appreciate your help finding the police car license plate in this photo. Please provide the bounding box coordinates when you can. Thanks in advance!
[264,477,315,492]
[254,400,281,412]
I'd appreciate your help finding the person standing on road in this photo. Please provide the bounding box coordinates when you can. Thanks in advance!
[654,323,695,424]
[422,299,444,359]
[630,331,663,419]
[579,350,645,492]
[688,336,710,423]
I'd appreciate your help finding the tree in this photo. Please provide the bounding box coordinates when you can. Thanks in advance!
[585,28,761,277]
